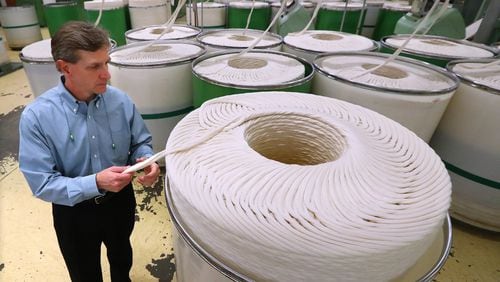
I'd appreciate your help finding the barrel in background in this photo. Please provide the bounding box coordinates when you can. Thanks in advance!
[0,5,42,49]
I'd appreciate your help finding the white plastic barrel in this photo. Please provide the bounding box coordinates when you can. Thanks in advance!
[0,5,43,49]
[430,59,500,232]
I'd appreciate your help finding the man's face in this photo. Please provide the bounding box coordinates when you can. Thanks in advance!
[58,47,111,100]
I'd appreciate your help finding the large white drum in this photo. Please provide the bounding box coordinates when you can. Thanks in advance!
[196,29,282,53]
[129,0,171,29]
[108,40,206,158]
[125,24,201,44]
[19,39,60,97]
[312,52,459,142]
[283,30,378,63]
[186,2,226,28]
[0,5,43,49]
[430,59,500,232]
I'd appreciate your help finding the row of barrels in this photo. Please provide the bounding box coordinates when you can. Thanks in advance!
[0,0,413,48]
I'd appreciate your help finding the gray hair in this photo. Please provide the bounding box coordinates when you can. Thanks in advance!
[51,21,110,69]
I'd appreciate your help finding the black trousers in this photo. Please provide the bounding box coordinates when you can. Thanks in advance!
[52,184,136,282]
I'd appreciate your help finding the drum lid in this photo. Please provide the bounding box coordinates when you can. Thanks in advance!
[198,29,281,49]
[21,39,53,61]
[127,25,200,41]
[193,52,305,86]
[449,59,500,92]
[284,31,375,53]
[384,35,496,59]
[110,41,205,66]
[314,52,458,94]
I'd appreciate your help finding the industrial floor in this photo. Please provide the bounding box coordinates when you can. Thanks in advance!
[1,27,499,282]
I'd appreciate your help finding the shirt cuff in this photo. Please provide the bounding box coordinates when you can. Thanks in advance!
[81,174,104,199]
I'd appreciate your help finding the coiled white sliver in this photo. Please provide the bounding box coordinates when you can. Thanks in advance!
[127,25,200,41]
[198,29,281,49]
[451,60,500,91]
[193,52,304,86]
[165,91,451,281]
[316,54,456,92]
[21,38,52,61]
[110,42,203,65]
[284,30,375,53]
[385,36,495,59]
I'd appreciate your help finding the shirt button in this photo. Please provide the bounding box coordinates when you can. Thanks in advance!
[94,154,97,158]
[92,135,96,139]
[88,115,91,119]
[73,108,77,113]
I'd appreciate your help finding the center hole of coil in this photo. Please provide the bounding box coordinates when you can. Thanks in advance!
[228,58,268,69]
[150,28,173,35]
[421,39,455,46]
[245,114,346,165]
[311,33,343,41]
[362,63,408,79]
[143,45,171,52]
[228,34,255,41]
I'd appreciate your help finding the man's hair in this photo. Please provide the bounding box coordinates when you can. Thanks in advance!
[51,21,110,66]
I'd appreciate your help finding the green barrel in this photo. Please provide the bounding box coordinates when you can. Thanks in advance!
[227,1,271,31]
[315,2,363,34]
[372,2,410,41]
[44,1,82,37]
[84,1,128,46]
[192,50,314,107]
[380,35,498,68]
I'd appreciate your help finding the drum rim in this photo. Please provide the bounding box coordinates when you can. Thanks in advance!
[381,34,499,61]
[191,49,313,90]
[108,40,206,68]
[196,28,283,50]
[313,51,460,96]
[125,24,202,41]
[447,59,500,95]
[283,30,378,54]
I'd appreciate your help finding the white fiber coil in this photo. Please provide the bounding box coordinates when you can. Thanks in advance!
[315,54,456,92]
[450,60,500,91]
[166,91,451,281]
[284,30,375,53]
[20,39,53,61]
[193,52,304,86]
[385,36,496,59]
[126,25,200,42]
[198,29,281,49]
[110,41,204,65]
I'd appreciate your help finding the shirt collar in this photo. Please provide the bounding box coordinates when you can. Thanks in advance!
[57,77,103,114]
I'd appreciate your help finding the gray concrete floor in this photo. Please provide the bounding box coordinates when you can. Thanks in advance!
[1,27,499,282]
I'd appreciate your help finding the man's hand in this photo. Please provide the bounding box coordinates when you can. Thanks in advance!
[135,157,160,187]
[96,166,134,192]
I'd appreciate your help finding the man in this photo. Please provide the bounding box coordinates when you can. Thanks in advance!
[19,21,160,281]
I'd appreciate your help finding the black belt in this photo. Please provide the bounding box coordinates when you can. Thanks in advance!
[91,192,115,205]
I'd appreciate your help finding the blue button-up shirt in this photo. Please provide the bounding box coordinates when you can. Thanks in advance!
[19,80,154,206]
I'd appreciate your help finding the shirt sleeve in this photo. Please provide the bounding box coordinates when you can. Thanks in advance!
[18,108,103,206]
[128,103,154,163]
